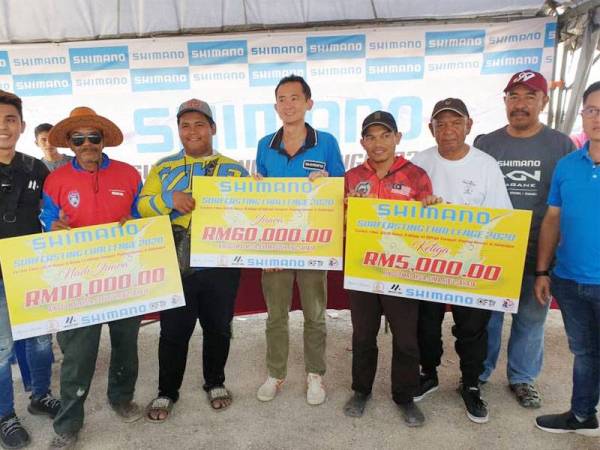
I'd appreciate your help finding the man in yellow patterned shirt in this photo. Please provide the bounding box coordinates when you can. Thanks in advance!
[138,99,247,422]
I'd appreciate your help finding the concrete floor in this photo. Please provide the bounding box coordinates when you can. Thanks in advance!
[11,309,599,450]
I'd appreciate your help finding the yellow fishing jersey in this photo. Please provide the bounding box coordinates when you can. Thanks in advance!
[138,150,248,227]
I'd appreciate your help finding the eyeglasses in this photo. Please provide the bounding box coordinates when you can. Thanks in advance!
[70,132,102,146]
[581,107,600,119]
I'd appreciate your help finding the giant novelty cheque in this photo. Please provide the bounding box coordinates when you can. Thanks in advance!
[190,177,344,270]
[0,216,184,339]
[344,198,532,313]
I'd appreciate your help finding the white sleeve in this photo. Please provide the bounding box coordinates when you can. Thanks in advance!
[484,161,513,210]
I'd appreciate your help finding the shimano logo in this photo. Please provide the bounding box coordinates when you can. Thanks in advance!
[425,30,485,55]
[498,160,541,167]
[505,170,541,182]
[13,73,72,96]
[131,50,185,61]
[489,32,541,45]
[69,46,129,71]
[369,40,422,50]
[131,68,190,92]
[366,57,424,81]
[307,35,366,60]
[248,62,306,86]
[251,45,304,56]
[482,49,542,74]
[188,40,247,65]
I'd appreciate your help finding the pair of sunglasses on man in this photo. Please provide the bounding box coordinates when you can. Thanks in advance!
[69,132,103,147]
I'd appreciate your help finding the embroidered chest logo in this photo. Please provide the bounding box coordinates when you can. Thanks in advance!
[390,183,412,197]
[110,189,125,197]
[303,160,326,171]
[67,191,80,208]
[355,181,371,195]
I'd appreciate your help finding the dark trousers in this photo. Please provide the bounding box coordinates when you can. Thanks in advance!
[349,290,420,404]
[158,268,240,402]
[53,316,141,434]
[418,301,490,387]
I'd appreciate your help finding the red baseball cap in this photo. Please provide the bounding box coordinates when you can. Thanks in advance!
[504,70,548,96]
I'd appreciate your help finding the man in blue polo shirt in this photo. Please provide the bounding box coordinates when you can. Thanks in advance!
[255,74,345,406]
[534,81,600,436]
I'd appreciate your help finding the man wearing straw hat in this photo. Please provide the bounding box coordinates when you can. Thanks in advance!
[39,107,143,450]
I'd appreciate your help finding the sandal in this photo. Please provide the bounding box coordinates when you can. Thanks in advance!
[207,387,232,412]
[145,396,174,423]
[343,392,370,418]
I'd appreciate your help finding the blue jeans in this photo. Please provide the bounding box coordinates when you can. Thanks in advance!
[481,274,550,384]
[552,275,600,419]
[0,279,54,418]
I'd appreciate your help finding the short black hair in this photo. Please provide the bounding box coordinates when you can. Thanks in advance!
[583,81,600,104]
[34,123,53,138]
[274,74,311,100]
[0,90,23,121]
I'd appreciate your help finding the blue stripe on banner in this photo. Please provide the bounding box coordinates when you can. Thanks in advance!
[13,73,72,96]
[188,41,248,65]
[130,67,190,92]
[248,62,306,87]
[366,57,424,81]
[481,48,543,74]
[69,46,129,71]
[544,22,557,48]
[0,51,10,75]
[306,35,366,60]
[425,30,485,55]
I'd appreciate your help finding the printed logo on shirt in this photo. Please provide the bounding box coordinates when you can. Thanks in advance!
[68,191,80,208]
[354,181,371,195]
[27,179,39,191]
[462,179,476,195]
[390,183,412,197]
[110,189,125,197]
[303,160,326,171]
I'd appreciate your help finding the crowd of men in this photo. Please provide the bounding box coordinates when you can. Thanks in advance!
[0,69,598,449]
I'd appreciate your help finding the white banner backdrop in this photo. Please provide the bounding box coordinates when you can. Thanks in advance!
[1,17,555,177]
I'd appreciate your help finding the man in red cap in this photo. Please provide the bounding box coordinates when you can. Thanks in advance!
[40,107,143,449]
[475,70,575,408]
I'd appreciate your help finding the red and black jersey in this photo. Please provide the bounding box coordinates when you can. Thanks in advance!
[344,156,432,200]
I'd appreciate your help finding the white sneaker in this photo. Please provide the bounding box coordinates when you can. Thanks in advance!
[257,376,284,402]
[306,373,326,405]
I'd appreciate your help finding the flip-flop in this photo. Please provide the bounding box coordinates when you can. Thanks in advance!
[145,396,173,423]
[343,392,371,418]
[207,387,233,412]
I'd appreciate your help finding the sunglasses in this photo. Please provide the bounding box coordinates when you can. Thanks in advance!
[70,132,102,146]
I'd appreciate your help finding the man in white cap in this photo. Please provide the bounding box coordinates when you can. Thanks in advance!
[40,107,143,449]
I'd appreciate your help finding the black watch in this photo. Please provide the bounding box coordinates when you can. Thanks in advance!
[534,270,550,277]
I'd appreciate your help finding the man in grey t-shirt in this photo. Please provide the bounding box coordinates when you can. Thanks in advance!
[34,123,72,171]
[474,70,575,409]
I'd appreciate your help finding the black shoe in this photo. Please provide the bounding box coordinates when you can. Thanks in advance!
[28,392,61,418]
[460,385,489,424]
[413,372,439,402]
[0,413,30,450]
[343,392,370,418]
[536,411,600,436]
[397,401,425,427]
[48,432,78,450]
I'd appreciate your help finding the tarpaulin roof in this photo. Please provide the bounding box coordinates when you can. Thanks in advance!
[0,0,593,44]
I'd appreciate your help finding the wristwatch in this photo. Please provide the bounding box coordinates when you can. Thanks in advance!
[534,270,550,277]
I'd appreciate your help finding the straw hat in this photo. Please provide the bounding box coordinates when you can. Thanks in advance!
[48,106,123,148]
